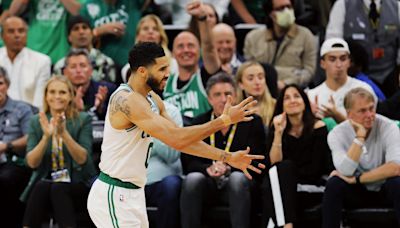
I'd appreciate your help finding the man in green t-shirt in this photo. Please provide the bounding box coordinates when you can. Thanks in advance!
[8,0,83,63]
[79,0,143,68]
[163,2,222,119]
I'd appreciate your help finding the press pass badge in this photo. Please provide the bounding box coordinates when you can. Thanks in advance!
[51,168,71,183]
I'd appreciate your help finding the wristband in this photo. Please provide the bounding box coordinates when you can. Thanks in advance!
[219,114,232,127]
[353,138,364,147]
[272,143,282,147]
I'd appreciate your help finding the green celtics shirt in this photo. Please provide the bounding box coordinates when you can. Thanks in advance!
[80,0,142,66]
[26,0,82,63]
[163,69,211,118]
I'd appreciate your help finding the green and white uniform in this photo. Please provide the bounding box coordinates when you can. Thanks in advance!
[87,84,159,228]
[163,69,211,118]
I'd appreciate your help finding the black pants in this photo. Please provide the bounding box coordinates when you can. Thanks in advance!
[0,163,31,228]
[322,176,400,228]
[23,180,89,228]
[180,171,253,228]
[261,160,323,227]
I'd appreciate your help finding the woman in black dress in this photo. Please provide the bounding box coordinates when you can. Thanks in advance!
[261,84,333,228]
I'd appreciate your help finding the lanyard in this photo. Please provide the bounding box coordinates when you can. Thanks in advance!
[51,135,65,171]
[210,113,237,152]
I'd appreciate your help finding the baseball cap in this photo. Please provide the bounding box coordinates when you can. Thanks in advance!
[320,38,350,57]
[67,15,92,35]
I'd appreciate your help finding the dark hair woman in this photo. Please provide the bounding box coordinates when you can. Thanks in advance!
[261,84,333,227]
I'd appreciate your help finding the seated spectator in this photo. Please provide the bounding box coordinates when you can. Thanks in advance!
[9,0,80,63]
[347,40,386,101]
[243,0,317,90]
[135,14,171,58]
[325,0,400,97]
[188,2,219,43]
[322,87,400,228]
[308,38,376,123]
[261,84,333,228]
[63,50,116,120]
[180,72,266,228]
[79,0,143,71]
[21,76,97,228]
[145,100,183,228]
[0,66,33,227]
[236,61,276,126]
[121,14,172,82]
[0,16,51,110]
[54,15,116,83]
[212,23,245,75]
[164,2,223,119]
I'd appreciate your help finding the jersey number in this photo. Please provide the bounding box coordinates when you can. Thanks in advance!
[145,142,153,168]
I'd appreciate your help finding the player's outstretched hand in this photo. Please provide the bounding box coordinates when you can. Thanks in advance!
[220,96,257,125]
[226,147,265,180]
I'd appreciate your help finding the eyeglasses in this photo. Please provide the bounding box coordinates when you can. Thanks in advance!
[273,4,293,12]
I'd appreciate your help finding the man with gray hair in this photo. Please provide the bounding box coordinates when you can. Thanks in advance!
[322,87,400,228]
[63,49,116,120]
[0,66,34,227]
[180,72,266,228]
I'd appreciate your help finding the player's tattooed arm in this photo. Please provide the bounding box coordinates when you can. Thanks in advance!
[110,95,131,116]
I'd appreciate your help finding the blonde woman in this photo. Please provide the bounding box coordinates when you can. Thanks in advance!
[236,61,276,125]
[122,14,172,81]
[21,76,96,227]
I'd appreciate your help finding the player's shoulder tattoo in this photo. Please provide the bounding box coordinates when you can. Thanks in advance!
[110,94,131,116]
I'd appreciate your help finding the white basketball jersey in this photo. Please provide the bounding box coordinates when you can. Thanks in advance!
[99,84,159,187]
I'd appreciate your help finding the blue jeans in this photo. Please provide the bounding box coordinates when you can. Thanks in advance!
[145,175,182,228]
[180,171,252,228]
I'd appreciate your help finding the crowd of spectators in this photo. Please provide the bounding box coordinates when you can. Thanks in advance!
[0,0,400,227]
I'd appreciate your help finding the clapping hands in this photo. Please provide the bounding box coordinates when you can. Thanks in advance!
[39,112,66,137]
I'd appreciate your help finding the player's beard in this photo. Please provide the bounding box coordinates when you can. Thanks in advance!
[146,74,162,95]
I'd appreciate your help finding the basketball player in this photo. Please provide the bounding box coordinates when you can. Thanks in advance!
[87,42,264,228]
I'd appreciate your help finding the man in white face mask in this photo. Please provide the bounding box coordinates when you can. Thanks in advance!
[244,0,317,91]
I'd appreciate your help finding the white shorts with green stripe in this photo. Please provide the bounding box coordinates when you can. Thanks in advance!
[87,178,149,228]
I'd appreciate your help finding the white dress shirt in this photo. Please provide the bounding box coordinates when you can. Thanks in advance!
[0,47,51,110]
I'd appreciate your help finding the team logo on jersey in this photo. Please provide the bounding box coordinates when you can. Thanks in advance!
[87,4,100,18]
